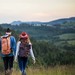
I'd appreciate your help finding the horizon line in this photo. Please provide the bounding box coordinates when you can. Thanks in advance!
[0,16,75,24]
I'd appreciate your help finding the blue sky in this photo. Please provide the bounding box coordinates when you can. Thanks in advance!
[0,0,75,23]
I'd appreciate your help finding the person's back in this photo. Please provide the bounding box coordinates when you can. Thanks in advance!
[0,28,16,75]
[15,32,35,75]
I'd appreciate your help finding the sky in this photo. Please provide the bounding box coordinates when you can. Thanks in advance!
[0,0,75,23]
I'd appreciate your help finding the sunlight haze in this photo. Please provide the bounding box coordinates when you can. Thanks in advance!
[0,0,75,23]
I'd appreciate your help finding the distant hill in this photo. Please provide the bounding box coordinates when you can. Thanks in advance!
[10,17,75,25]
[0,20,75,41]
[11,21,22,25]
[44,17,75,25]
[0,16,75,41]
[11,21,44,25]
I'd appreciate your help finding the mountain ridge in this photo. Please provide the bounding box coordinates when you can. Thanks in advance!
[10,17,75,25]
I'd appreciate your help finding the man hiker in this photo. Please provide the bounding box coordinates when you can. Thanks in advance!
[0,28,16,75]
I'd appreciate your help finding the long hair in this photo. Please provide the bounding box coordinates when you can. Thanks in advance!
[19,37,32,44]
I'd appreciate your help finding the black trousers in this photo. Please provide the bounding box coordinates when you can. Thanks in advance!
[2,56,14,71]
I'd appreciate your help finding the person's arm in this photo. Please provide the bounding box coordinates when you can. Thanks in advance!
[11,36,16,55]
[29,43,35,63]
[15,41,20,61]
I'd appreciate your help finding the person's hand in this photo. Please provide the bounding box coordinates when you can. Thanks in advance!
[33,59,36,64]
[14,58,17,62]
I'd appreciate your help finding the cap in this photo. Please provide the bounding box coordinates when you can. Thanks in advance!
[19,32,28,39]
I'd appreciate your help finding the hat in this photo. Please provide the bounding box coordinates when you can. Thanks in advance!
[6,28,11,32]
[19,32,28,39]
[6,28,11,35]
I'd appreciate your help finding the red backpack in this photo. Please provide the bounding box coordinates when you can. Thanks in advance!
[1,36,11,55]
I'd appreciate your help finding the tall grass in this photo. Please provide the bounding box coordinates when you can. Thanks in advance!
[1,65,75,75]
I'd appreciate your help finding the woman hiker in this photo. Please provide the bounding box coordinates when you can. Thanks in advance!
[15,32,35,75]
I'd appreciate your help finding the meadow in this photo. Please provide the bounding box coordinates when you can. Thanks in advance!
[0,65,75,75]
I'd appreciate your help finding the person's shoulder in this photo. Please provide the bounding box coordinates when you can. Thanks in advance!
[10,36,16,42]
[17,41,21,44]
[17,41,21,46]
[1,34,8,38]
[10,36,15,39]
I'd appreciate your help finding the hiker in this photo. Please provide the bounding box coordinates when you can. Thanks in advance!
[15,32,35,75]
[0,28,16,75]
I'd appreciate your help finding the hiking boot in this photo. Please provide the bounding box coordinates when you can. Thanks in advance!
[9,68,13,75]
[22,71,26,75]
[5,70,9,75]
[5,69,13,75]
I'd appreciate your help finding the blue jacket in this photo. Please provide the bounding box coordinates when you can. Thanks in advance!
[0,35,16,57]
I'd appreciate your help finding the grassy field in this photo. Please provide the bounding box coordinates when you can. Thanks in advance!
[58,33,75,40]
[1,65,75,75]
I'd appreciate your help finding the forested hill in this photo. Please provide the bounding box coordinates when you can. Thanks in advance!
[0,19,75,47]
[0,21,75,41]
[0,18,75,66]
[10,17,75,25]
